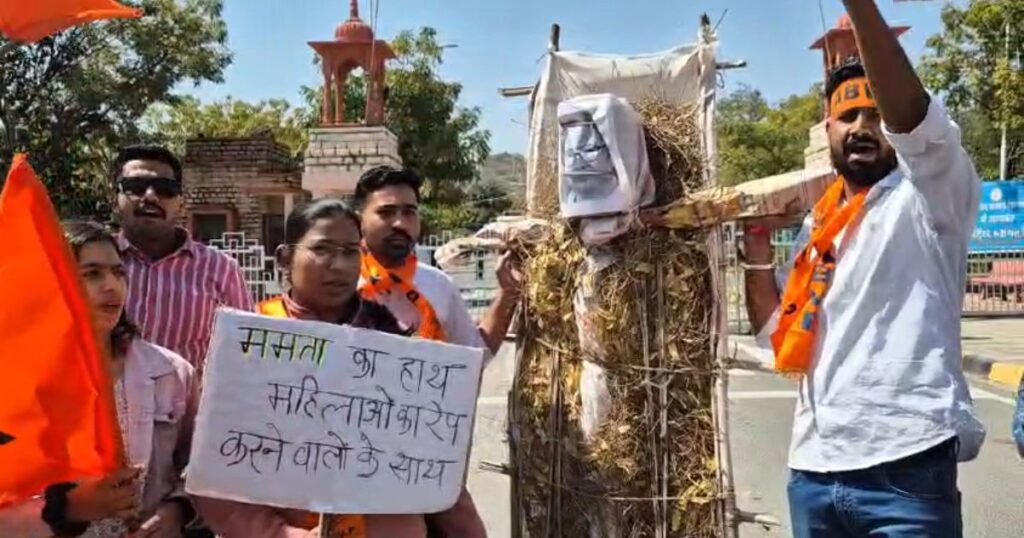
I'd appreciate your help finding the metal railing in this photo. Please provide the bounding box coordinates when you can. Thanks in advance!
[208,232,283,303]
[206,232,499,322]
[724,223,1024,336]
[417,233,499,323]
[965,252,1024,316]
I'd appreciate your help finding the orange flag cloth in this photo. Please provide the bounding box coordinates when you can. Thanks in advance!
[0,0,142,43]
[0,154,122,508]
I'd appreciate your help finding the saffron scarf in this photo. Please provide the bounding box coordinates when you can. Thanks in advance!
[358,246,446,342]
[770,177,866,375]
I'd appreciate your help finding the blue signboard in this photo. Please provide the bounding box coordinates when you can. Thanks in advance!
[971,181,1024,254]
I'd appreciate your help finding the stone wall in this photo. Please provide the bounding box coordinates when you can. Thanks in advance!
[183,136,308,245]
[303,126,402,197]
[804,121,831,171]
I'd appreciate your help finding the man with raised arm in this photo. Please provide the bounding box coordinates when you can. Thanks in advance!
[742,2,985,536]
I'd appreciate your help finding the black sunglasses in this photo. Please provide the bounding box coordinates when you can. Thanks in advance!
[118,176,182,198]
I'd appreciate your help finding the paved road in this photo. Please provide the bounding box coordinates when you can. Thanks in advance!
[469,344,1024,537]
[730,370,1024,538]
[467,343,515,538]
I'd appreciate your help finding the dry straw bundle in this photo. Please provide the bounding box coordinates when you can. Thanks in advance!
[509,98,726,537]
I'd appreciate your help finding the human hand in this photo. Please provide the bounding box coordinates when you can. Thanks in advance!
[65,466,142,522]
[124,501,184,538]
[495,250,524,298]
[739,212,804,263]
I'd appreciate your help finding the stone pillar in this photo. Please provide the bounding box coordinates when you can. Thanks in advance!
[321,64,333,126]
[334,66,346,125]
[283,193,295,217]
[366,58,386,126]
[303,126,402,198]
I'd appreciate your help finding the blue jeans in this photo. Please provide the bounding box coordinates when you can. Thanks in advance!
[787,438,962,538]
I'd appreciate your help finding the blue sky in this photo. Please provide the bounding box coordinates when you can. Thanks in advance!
[185,0,953,154]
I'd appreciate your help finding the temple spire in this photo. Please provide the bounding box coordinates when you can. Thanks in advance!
[350,0,359,20]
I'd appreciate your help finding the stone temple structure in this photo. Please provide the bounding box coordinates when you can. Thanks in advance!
[181,1,402,251]
[303,0,401,198]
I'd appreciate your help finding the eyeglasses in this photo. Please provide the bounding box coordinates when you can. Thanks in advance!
[118,176,182,198]
[295,243,361,263]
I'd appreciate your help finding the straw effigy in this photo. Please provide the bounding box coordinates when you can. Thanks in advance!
[508,98,728,538]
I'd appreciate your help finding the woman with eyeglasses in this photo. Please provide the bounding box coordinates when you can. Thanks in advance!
[0,221,196,538]
[193,199,437,538]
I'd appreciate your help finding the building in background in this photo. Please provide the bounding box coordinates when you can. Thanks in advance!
[182,134,308,254]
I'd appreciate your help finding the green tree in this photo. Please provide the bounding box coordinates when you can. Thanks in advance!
[0,0,231,218]
[304,27,491,202]
[919,0,1024,178]
[144,97,311,157]
[716,84,823,186]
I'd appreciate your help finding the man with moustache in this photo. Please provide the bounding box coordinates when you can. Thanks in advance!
[354,165,522,538]
[742,1,984,536]
[113,145,253,374]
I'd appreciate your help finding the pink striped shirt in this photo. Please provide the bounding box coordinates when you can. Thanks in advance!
[118,231,254,371]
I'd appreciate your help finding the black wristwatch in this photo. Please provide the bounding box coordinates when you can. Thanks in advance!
[41,483,90,537]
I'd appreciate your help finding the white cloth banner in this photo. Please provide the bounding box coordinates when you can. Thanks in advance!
[185,309,485,514]
[526,39,718,214]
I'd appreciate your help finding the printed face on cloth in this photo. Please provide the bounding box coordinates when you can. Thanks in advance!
[826,77,898,189]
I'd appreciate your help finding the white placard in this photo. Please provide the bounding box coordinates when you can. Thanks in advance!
[185,309,485,514]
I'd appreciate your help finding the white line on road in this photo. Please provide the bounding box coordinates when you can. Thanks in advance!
[478,396,508,406]
[973,388,1015,406]
[728,390,798,400]
[726,389,1015,406]
[730,341,1017,407]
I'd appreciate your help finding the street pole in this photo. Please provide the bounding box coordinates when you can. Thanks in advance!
[1000,17,1011,180]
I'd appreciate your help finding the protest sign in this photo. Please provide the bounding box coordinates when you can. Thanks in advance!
[185,309,485,515]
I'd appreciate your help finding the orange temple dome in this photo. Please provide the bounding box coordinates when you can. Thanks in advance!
[335,0,373,42]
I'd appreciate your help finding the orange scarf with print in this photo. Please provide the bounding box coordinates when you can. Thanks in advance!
[358,246,446,342]
[771,177,866,375]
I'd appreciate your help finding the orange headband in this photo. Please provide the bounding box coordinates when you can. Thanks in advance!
[829,77,877,119]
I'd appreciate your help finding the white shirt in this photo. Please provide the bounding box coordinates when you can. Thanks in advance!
[759,97,986,472]
[362,262,489,352]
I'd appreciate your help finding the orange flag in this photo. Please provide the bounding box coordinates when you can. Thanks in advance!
[0,0,142,43]
[0,154,122,508]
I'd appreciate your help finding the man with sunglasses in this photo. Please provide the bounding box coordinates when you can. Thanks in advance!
[113,145,254,374]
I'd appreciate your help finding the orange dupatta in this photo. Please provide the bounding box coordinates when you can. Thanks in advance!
[358,247,446,342]
[771,177,866,375]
